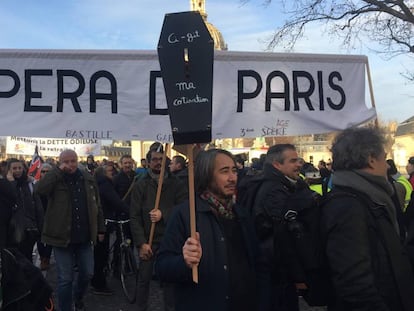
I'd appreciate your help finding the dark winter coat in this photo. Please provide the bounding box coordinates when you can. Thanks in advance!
[322,187,414,311]
[0,178,16,248]
[405,192,414,266]
[96,175,129,220]
[155,197,257,311]
[113,170,136,204]
[9,176,43,245]
[172,168,189,191]
[1,248,53,310]
[254,162,314,283]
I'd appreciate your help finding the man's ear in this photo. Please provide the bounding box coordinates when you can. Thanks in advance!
[272,161,282,170]
[367,155,376,168]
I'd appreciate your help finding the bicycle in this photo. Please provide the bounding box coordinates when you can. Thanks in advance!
[105,218,138,303]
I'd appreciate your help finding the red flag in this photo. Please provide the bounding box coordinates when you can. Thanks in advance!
[28,145,43,181]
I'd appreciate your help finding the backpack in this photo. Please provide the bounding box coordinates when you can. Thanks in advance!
[237,174,332,305]
[236,172,264,217]
[1,248,55,311]
[243,179,370,307]
[279,187,379,306]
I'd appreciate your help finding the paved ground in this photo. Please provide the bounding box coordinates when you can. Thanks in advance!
[44,258,325,311]
[45,260,163,311]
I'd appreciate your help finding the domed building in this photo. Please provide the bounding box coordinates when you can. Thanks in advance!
[190,0,228,51]
[130,1,228,162]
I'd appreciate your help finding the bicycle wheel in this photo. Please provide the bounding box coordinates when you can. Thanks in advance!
[120,246,138,303]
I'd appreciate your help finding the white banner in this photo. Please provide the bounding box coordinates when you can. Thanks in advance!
[0,49,376,141]
[6,136,101,157]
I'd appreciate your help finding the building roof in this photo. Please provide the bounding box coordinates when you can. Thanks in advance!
[395,116,414,137]
[205,21,228,51]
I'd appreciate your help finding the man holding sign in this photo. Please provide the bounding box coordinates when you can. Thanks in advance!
[129,146,187,311]
[156,149,257,311]
[155,10,257,310]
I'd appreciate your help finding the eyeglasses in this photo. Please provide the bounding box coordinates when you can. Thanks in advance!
[41,170,49,173]
[151,157,163,162]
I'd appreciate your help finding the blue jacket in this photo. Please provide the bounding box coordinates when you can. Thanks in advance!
[155,196,256,311]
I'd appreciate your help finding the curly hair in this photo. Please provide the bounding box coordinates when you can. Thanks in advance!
[331,127,385,171]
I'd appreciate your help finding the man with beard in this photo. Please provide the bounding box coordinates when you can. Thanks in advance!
[130,147,188,311]
[155,149,257,311]
[6,158,43,261]
[113,154,136,204]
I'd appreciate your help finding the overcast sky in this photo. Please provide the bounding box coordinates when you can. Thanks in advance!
[0,0,412,123]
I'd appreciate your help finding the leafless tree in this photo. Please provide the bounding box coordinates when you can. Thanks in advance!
[246,0,414,58]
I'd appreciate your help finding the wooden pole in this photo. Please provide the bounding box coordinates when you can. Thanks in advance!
[148,143,169,247]
[187,144,198,283]
[366,60,379,128]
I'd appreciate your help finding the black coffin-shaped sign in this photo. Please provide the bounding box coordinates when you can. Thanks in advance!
[157,11,214,145]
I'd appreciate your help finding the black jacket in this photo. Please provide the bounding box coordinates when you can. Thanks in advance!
[11,177,43,232]
[96,175,129,220]
[254,163,314,283]
[322,187,414,311]
[1,248,53,310]
[155,197,257,311]
[172,168,189,191]
[113,170,136,204]
[404,192,414,265]
[0,178,16,248]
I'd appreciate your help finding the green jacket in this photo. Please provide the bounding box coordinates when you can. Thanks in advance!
[130,172,188,248]
[35,167,105,247]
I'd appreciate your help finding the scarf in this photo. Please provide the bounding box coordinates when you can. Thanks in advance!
[200,191,235,220]
[332,170,399,234]
[147,168,167,182]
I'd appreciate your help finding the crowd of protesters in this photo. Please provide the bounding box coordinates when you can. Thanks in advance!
[1,127,414,310]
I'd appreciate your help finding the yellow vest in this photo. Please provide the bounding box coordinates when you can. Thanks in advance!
[397,176,413,211]
[309,184,323,196]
